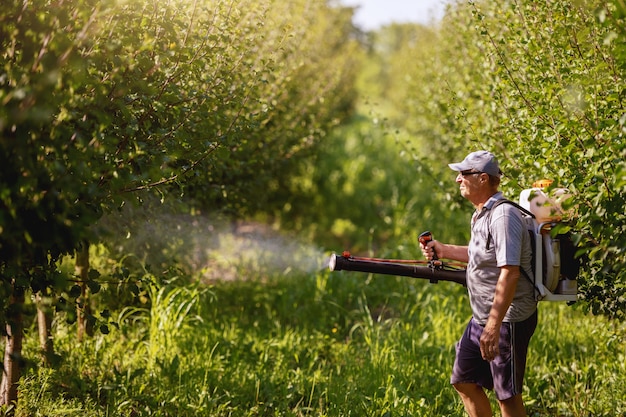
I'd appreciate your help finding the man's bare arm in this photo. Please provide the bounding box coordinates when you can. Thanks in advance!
[480,265,520,361]
[421,241,469,263]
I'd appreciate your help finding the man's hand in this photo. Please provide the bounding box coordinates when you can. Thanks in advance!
[480,320,501,361]
[419,239,442,261]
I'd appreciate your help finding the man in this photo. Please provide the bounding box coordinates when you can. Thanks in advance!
[420,150,537,417]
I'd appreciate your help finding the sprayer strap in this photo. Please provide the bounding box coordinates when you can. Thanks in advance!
[485,199,542,296]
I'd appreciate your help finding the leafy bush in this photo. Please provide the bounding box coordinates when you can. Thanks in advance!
[0,0,359,316]
[387,0,626,319]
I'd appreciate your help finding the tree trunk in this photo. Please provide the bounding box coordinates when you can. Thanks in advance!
[0,283,25,407]
[75,242,92,342]
[36,292,54,366]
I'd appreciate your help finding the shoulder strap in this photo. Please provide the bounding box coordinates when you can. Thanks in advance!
[491,198,535,219]
[484,199,540,294]
[485,199,535,248]
[483,199,532,244]
[492,199,535,218]
[476,198,534,222]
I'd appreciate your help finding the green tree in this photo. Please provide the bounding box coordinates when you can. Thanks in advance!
[0,0,358,405]
[392,0,626,318]
[182,0,360,216]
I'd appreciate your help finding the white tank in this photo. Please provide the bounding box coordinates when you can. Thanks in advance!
[519,179,571,223]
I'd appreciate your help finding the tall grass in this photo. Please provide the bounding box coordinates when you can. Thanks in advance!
[13,269,626,416]
[123,280,203,375]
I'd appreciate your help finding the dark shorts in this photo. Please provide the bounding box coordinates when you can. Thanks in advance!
[451,310,538,401]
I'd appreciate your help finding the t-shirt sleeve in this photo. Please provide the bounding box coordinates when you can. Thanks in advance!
[489,204,524,268]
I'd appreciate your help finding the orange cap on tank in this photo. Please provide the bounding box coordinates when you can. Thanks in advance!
[532,179,553,189]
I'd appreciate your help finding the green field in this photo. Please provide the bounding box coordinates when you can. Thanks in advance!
[16,266,626,416]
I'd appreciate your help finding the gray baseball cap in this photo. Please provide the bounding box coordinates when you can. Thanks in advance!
[448,150,502,177]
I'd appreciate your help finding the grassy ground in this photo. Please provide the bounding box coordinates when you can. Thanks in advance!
[12,269,626,416]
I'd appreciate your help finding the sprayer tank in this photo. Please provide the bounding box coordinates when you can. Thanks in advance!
[519,182,571,223]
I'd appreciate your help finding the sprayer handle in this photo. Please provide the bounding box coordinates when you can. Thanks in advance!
[418,231,439,261]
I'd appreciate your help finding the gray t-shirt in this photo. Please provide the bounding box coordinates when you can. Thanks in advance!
[466,192,538,325]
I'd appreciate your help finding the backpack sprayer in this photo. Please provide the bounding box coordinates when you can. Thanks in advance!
[518,180,579,301]
[328,181,579,302]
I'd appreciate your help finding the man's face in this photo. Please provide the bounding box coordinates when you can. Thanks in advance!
[456,170,485,201]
